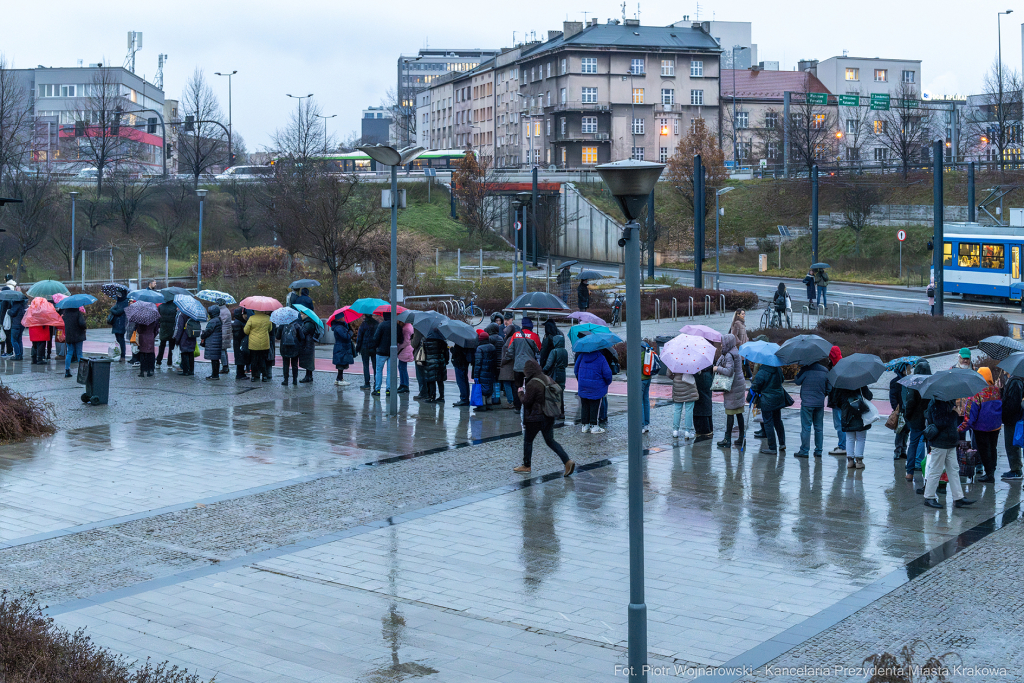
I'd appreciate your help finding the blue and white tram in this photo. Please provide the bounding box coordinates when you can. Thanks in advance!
[942,223,1024,301]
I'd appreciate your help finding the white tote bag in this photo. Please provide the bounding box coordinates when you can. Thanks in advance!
[863,400,881,426]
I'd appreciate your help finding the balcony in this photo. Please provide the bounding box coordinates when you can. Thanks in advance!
[550,101,612,113]
[554,130,611,142]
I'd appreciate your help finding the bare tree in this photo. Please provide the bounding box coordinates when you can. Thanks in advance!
[381,87,412,147]
[836,91,871,170]
[272,97,330,162]
[871,81,933,179]
[151,180,196,249]
[752,107,784,170]
[106,170,153,239]
[230,131,249,165]
[452,152,508,243]
[177,68,228,186]
[0,174,61,280]
[786,97,839,175]
[223,179,261,245]
[978,60,1023,171]
[665,118,727,225]
[840,182,882,255]
[0,55,33,183]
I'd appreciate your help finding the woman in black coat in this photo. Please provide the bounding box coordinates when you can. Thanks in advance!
[834,384,874,470]
[200,305,223,380]
[332,319,354,386]
[694,366,715,442]
[277,319,302,386]
[156,301,177,367]
[108,292,129,361]
[539,319,561,368]
[750,364,787,454]
[472,329,497,411]
[354,314,378,389]
[421,330,450,402]
[60,306,87,377]
[297,314,317,383]
[577,280,590,311]
[231,308,248,379]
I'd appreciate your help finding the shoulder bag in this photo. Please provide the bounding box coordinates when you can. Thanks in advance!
[710,372,734,393]
[884,405,901,431]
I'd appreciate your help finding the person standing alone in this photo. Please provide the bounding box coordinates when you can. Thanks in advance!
[513,360,575,476]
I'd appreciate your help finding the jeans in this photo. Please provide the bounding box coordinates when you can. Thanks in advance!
[454,365,470,402]
[373,354,391,392]
[846,430,867,459]
[832,408,847,449]
[1004,426,1023,473]
[523,417,570,467]
[673,401,695,431]
[360,352,375,387]
[762,408,785,451]
[924,446,964,500]
[398,361,409,389]
[11,331,23,359]
[64,341,84,371]
[500,381,516,404]
[907,426,928,475]
[641,378,651,426]
[799,406,824,455]
[816,285,827,307]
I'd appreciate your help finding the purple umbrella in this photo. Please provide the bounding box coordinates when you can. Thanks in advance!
[125,300,159,325]
[568,311,606,325]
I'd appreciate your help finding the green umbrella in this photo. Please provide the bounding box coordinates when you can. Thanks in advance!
[26,280,70,299]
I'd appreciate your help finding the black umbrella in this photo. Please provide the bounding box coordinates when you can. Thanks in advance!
[160,286,191,301]
[412,310,448,335]
[290,278,321,289]
[978,335,1024,361]
[396,309,417,324]
[557,260,578,270]
[507,291,570,312]
[775,334,832,366]
[0,290,26,301]
[827,353,885,390]
[438,320,479,348]
[918,368,990,401]
[575,269,605,280]
[998,352,1024,378]
[811,262,830,269]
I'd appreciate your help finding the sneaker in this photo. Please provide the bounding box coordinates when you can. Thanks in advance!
[759,448,777,455]
[563,460,576,477]
[923,498,943,509]
[581,424,591,433]
[847,458,856,469]
[371,390,380,396]
[830,447,847,455]
[1001,470,1023,481]
[685,430,696,440]
[672,430,679,438]
[813,451,822,458]
[513,465,531,473]
[641,425,650,434]
[977,474,996,483]
[954,498,977,508]
[855,458,865,469]
[590,426,606,434]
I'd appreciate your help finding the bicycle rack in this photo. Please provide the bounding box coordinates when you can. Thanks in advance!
[719,294,726,316]
[688,297,695,320]
[704,295,711,317]
[847,301,855,320]
[655,299,661,323]
[801,305,809,329]
[817,304,826,318]
[671,298,678,321]
[831,302,840,318]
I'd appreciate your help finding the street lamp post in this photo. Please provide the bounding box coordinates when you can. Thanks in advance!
[316,114,337,155]
[715,187,735,290]
[358,144,426,416]
[595,159,665,683]
[286,94,314,146]
[214,70,237,166]
[196,189,207,290]
[69,191,79,280]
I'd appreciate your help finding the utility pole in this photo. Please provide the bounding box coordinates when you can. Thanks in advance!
[647,191,655,280]
[811,165,819,264]
[783,91,791,178]
[933,139,944,316]
[693,154,704,288]
[215,71,237,166]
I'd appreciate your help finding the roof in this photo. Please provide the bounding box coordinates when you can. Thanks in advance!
[522,23,721,59]
[720,69,832,100]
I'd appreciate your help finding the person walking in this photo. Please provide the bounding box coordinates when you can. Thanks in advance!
[577,279,590,311]
[890,363,911,460]
[834,382,874,470]
[497,323,518,407]
[108,291,129,362]
[959,367,1002,483]
[472,329,498,412]
[802,270,816,311]
[218,304,232,376]
[242,309,271,381]
[713,333,747,449]
[750,361,786,454]
[1000,372,1023,480]
[135,316,158,377]
[277,318,302,386]
[421,329,449,402]
[397,321,413,393]
[901,359,932,481]
[60,304,87,377]
[231,308,249,379]
[332,317,354,386]
[297,311,317,384]
[794,359,829,458]
[199,305,223,380]
[513,360,576,476]
[371,312,392,396]
[669,370,698,440]
[814,267,829,308]
[827,346,847,456]
[541,331,568,418]
[922,399,976,509]
[450,342,473,406]
[156,299,177,368]
[354,314,378,390]
[574,347,612,433]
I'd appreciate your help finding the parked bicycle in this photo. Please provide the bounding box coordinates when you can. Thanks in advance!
[453,293,484,325]
[610,291,624,326]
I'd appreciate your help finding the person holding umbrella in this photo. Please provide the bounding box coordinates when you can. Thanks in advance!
[105,287,130,362]
[450,338,474,407]
[574,336,614,433]
[902,360,933,481]
[714,333,747,449]
[577,279,590,311]
[1000,363,1024,481]
[541,330,568,418]
[199,305,224,380]
[922,398,975,509]
[330,313,354,387]
[59,299,87,377]
[421,328,449,403]
[5,290,26,361]
[23,297,62,366]
[291,287,314,310]
[829,353,886,469]
[802,270,816,311]
[396,320,413,393]
[296,308,318,384]
[275,312,302,386]
[218,303,232,377]
[813,266,829,308]
[156,298,178,368]
[827,346,847,455]
[749,358,786,454]
[371,312,393,396]
[354,314,378,390]
[514,360,576,476]
[958,367,1002,483]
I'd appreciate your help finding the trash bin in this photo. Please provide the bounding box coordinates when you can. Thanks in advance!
[78,357,112,405]
[654,335,674,376]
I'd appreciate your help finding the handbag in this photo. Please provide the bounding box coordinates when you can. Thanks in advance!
[414,345,426,363]
[710,372,734,392]
[56,328,66,343]
[194,345,200,357]
[783,389,795,407]
[885,406,901,431]
[470,382,484,407]
[2,312,10,331]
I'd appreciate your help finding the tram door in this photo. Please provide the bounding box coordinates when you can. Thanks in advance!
[1013,246,1021,300]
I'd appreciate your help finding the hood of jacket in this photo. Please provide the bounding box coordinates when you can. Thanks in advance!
[232,307,246,322]
[720,333,737,355]
[484,323,500,336]
[914,359,932,375]
[207,305,220,318]
[524,359,543,380]
[829,346,842,366]
[550,334,565,349]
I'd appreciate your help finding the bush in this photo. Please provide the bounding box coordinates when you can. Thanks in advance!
[0,385,56,442]
[189,246,299,278]
[0,592,209,682]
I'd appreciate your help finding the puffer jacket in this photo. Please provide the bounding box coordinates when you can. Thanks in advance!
[332,321,354,366]
[927,399,961,449]
[109,295,129,335]
[795,361,829,409]
[355,316,378,356]
[670,372,698,403]
[716,333,746,410]
[960,385,1002,433]
[522,360,552,423]
[1002,376,1024,427]
[902,359,933,430]
[158,301,178,341]
[243,313,272,351]
[574,350,612,400]
[298,318,317,370]
[219,306,232,350]
[473,335,498,393]
[836,386,874,432]
[541,334,568,385]
[397,323,414,363]
[231,308,247,358]
[421,331,449,382]
[200,305,223,361]
[750,365,786,411]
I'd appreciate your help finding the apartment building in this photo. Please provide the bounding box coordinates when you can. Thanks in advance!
[426,72,458,149]
[415,90,431,149]
[516,18,722,168]
[493,49,522,168]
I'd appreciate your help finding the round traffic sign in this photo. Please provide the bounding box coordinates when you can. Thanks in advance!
[897,230,907,242]
[515,221,522,231]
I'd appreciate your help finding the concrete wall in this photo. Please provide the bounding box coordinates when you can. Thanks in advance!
[812,204,998,229]
[554,183,626,262]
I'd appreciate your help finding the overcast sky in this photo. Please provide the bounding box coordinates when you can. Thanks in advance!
[3,0,1019,151]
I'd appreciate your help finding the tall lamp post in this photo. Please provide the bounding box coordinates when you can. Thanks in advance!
[196,189,207,290]
[316,114,337,154]
[286,93,314,136]
[998,10,1013,117]
[595,159,665,683]
[69,191,79,280]
[214,70,237,166]
[714,186,734,290]
[357,144,426,416]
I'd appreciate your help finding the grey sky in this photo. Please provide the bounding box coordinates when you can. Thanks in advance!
[2,0,1019,151]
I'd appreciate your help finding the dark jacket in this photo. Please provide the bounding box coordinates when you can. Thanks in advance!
[498,324,517,381]
[109,295,129,335]
[574,350,612,399]
[539,324,562,367]
[277,320,302,358]
[577,282,590,309]
[174,312,199,353]
[291,291,314,309]
[926,399,961,449]
[1002,376,1024,427]
[355,316,378,356]
[372,314,392,357]
[61,308,87,345]
[136,321,158,354]
[889,375,905,411]
[473,335,498,393]
[542,334,568,385]
[901,359,932,430]
[421,331,449,382]
[451,345,473,370]
[9,299,26,334]
[836,386,874,432]
[157,302,178,341]
[802,274,816,300]
[522,360,552,423]
[795,362,829,409]
[298,318,317,370]
[200,305,223,361]
[750,365,786,411]
[231,308,248,361]
[332,321,354,367]
[695,367,714,417]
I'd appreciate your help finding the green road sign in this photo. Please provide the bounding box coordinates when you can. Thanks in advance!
[870,93,890,103]
[807,92,828,105]
[899,99,920,108]
[837,94,859,106]
[870,100,890,111]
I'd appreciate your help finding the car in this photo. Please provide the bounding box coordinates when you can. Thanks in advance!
[75,167,99,179]
[214,165,273,182]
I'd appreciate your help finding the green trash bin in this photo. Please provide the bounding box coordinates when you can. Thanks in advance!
[78,357,112,405]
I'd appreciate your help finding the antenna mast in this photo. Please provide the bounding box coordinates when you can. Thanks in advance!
[156,54,168,90]
[125,31,143,73]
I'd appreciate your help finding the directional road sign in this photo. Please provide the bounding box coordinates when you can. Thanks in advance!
[837,94,860,107]
[870,92,890,110]
[807,93,828,106]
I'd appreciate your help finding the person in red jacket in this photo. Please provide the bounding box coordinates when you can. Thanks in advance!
[28,324,50,365]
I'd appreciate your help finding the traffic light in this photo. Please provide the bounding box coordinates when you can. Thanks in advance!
[184,115,194,132]
[927,240,934,251]
[165,143,173,156]
[148,118,157,134]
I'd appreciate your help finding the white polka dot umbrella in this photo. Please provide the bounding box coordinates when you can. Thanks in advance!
[661,333,717,374]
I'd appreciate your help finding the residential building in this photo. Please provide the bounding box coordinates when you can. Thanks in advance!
[451,71,475,151]
[361,106,391,145]
[517,18,722,168]
[426,72,458,149]
[493,48,523,168]
[468,61,496,162]
[415,90,431,149]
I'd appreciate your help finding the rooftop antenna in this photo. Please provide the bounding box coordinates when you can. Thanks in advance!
[621,1,627,23]
[636,2,641,21]
[695,2,701,21]
[580,11,591,22]
[156,53,168,90]
[125,31,143,74]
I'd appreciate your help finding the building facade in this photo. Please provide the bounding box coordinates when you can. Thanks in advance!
[361,106,391,145]
[493,48,523,168]
[426,73,457,149]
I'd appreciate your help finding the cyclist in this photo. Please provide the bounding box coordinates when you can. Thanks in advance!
[772,283,792,328]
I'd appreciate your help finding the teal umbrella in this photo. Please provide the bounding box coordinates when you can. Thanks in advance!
[292,303,323,331]
[569,322,611,342]
[26,280,70,299]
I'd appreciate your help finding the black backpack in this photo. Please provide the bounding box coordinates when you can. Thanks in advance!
[281,322,298,349]
[185,318,201,339]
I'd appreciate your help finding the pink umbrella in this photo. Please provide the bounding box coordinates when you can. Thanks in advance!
[327,306,360,325]
[239,296,283,312]
[661,333,717,374]
[679,324,722,343]
[568,311,606,325]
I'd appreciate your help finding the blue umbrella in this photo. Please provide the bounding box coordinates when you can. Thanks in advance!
[196,289,236,305]
[738,340,783,367]
[885,355,920,371]
[54,293,97,309]
[292,303,323,331]
[173,294,208,321]
[568,323,611,341]
[572,332,622,353]
[350,298,391,315]
[128,289,164,304]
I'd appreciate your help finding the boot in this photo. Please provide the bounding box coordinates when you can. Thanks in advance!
[847,457,856,469]
[717,438,732,448]
[282,378,289,386]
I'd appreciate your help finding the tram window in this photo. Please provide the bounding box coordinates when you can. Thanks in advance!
[943,242,952,266]
[981,244,1004,269]
[1013,246,1020,279]
[958,243,980,268]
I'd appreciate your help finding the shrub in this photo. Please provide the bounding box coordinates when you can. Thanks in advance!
[189,246,299,278]
[0,385,56,442]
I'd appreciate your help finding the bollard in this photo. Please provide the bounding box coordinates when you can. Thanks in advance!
[817,303,825,318]
[847,301,855,320]
[704,295,711,317]
[672,298,677,321]
[655,299,661,323]
[688,297,694,320]
[802,305,809,329]
[719,293,726,316]
[832,302,840,318]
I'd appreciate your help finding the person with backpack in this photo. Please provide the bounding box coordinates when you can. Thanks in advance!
[639,341,660,434]
[923,399,975,509]
[541,331,568,419]
[507,321,541,412]
[772,283,792,328]
[277,318,302,386]
[173,312,199,377]
[814,268,829,307]
[297,311,317,384]
[514,360,575,476]
[156,299,177,368]
[199,305,223,380]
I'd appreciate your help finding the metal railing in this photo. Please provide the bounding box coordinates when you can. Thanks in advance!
[655,299,661,322]
[704,295,711,317]
[719,294,726,316]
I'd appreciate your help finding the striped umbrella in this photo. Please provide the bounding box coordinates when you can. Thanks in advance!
[173,294,208,321]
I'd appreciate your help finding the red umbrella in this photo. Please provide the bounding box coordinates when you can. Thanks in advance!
[239,296,283,312]
[327,306,361,326]
[373,303,408,315]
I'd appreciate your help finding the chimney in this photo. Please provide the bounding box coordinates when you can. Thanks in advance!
[624,18,639,26]
[548,30,563,41]
[590,17,598,26]
[563,21,583,38]
[797,59,818,76]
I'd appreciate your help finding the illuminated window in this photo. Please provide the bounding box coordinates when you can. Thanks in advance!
[1014,246,1021,279]
[874,69,887,82]
[873,120,886,134]
[943,242,952,266]
[533,121,542,137]
[958,243,980,268]
[981,244,1005,269]
[812,114,825,129]
[632,88,644,104]
[845,68,859,81]
[582,146,597,164]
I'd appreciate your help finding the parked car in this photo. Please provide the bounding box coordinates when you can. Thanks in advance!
[75,167,99,179]
[214,165,273,182]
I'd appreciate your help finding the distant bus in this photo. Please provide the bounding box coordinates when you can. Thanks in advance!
[272,149,467,174]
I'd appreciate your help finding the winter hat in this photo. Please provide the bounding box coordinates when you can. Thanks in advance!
[476,329,489,341]
[959,348,971,359]
[978,367,993,385]
[484,323,499,335]
[522,317,534,330]
[828,345,842,366]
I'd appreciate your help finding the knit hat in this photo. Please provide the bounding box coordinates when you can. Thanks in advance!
[828,345,842,366]
[978,367,993,385]
[959,348,971,359]
[521,317,533,330]
[476,329,489,341]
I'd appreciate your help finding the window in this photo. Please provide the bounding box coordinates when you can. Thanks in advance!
[582,146,598,164]
[560,88,566,104]
[691,60,703,77]
[767,141,780,159]
[60,85,76,97]
[581,57,597,74]
[1014,246,1020,279]
[632,118,645,134]
[661,88,675,105]
[533,121,542,137]
[560,59,566,74]
[582,87,597,103]
[659,118,669,135]
[982,244,1005,269]
[632,88,644,104]
[943,242,952,266]
[581,116,597,133]
[958,243,980,268]
[736,112,748,129]
[902,70,916,84]
[765,112,778,129]
[812,114,825,129]
[561,147,567,165]
[673,119,679,135]
[873,120,886,134]
[844,67,859,81]
[846,119,858,134]
[546,118,551,135]
[661,60,675,76]
[546,91,551,106]
[660,147,668,162]
[737,141,751,160]
[531,67,535,81]
[874,69,888,82]
[631,147,645,160]
[874,147,888,161]
[845,147,860,161]
[630,58,645,75]
[560,118,566,135]
[546,63,551,78]
[690,89,704,105]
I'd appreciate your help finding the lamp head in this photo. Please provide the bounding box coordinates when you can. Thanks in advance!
[595,159,665,222]
[196,189,208,198]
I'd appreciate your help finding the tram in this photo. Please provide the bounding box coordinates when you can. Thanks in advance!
[942,222,1024,301]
